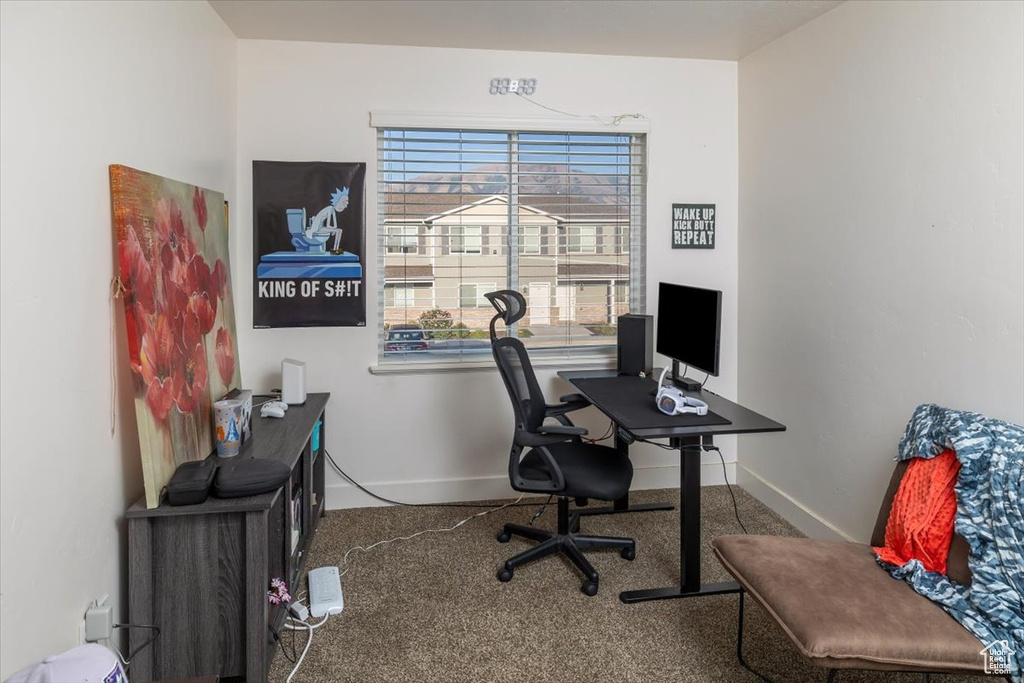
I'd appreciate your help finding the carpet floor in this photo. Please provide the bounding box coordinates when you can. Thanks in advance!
[269,487,985,683]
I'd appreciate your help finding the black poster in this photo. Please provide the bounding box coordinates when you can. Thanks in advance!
[671,203,716,249]
[253,161,366,328]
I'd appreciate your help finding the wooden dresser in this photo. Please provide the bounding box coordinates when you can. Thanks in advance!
[126,393,329,682]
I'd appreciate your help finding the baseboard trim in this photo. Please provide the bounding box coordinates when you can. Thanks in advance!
[736,465,854,542]
[326,461,736,510]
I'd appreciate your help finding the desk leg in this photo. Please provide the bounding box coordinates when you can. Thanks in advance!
[574,431,675,528]
[619,435,740,604]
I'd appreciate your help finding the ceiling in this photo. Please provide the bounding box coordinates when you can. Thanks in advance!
[209,0,843,61]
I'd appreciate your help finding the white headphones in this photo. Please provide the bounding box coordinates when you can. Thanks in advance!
[655,367,709,416]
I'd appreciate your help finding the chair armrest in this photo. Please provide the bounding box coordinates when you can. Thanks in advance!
[546,394,590,417]
[538,424,588,437]
[516,431,574,447]
[511,445,565,492]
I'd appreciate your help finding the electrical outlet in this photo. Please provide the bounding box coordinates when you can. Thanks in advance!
[77,621,86,645]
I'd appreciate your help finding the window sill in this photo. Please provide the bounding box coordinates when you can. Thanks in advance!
[368,354,615,376]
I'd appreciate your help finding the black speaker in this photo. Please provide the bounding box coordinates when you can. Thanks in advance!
[617,314,653,377]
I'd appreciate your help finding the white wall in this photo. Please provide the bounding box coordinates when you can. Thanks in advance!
[235,42,740,507]
[737,0,1024,541]
[0,1,236,675]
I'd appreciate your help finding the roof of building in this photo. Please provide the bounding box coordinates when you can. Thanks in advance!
[382,165,633,223]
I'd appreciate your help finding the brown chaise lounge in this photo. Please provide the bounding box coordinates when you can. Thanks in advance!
[712,461,1009,682]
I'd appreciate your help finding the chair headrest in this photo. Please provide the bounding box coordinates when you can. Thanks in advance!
[485,290,527,326]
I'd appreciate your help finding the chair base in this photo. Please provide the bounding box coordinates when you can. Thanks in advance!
[496,497,635,596]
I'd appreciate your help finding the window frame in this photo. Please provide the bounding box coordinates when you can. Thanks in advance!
[521,225,542,255]
[374,119,647,369]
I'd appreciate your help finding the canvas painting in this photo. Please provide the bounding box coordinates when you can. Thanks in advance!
[111,165,242,508]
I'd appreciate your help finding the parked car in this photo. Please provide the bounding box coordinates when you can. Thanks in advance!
[384,324,429,352]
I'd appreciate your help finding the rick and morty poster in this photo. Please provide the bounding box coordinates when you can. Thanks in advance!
[252,161,366,328]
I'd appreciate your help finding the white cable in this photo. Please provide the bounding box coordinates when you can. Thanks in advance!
[109,642,129,669]
[283,615,329,631]
[337,493,526,579]
[285,615,329,683]
[515,93,643,127]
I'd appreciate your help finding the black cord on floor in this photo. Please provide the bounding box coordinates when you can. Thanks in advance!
[325,450,541,509]
[635,440,749,534]
[704,445,749,534]
[289,616,298,664]
[276,620,295,664]
[529,495,553,526]
[326,441,747,533]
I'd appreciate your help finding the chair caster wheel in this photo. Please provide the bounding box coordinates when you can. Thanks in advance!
[497,531,511,543]
[581,580,598,596]
[621,547,636,561]
[497,567,513,582]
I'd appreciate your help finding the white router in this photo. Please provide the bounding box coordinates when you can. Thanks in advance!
[308,566,344,618]
[281,358,307,405]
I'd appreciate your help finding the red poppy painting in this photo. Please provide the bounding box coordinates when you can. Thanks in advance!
[111,165,241,508]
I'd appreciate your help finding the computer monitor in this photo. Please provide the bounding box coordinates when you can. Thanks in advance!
[656,282,722,384]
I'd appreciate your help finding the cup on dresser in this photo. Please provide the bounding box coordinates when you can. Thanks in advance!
[213,399,243,457]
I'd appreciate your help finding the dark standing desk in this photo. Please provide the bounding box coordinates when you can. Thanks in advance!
[558,369,785,604]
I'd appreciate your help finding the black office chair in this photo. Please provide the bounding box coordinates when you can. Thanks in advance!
[485,290,636,596]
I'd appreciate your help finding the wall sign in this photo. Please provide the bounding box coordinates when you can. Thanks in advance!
[253,161,366,328]
[672,203,716,249]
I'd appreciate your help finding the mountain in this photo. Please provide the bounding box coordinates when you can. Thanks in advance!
[391,164,628,205]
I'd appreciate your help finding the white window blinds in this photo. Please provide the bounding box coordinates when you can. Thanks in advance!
[377,126,646,364]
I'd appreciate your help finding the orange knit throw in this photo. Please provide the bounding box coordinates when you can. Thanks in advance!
[874,449,961,575]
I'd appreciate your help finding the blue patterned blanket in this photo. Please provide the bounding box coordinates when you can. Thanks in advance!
[881,404,1024,680]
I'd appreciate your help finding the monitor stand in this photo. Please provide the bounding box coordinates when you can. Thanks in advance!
[671,360,703,392]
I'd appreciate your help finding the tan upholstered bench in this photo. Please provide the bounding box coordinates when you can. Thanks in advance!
[712,462,1008,682]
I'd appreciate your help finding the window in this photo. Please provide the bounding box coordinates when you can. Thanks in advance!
[384,284,415,306]
[521,226,542,254]
[460,283,496,308]
[386,226,419,254]
[384,281,433,310]
[377,125,646,365]
[567,226,597,254]
[450,226,482,255]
